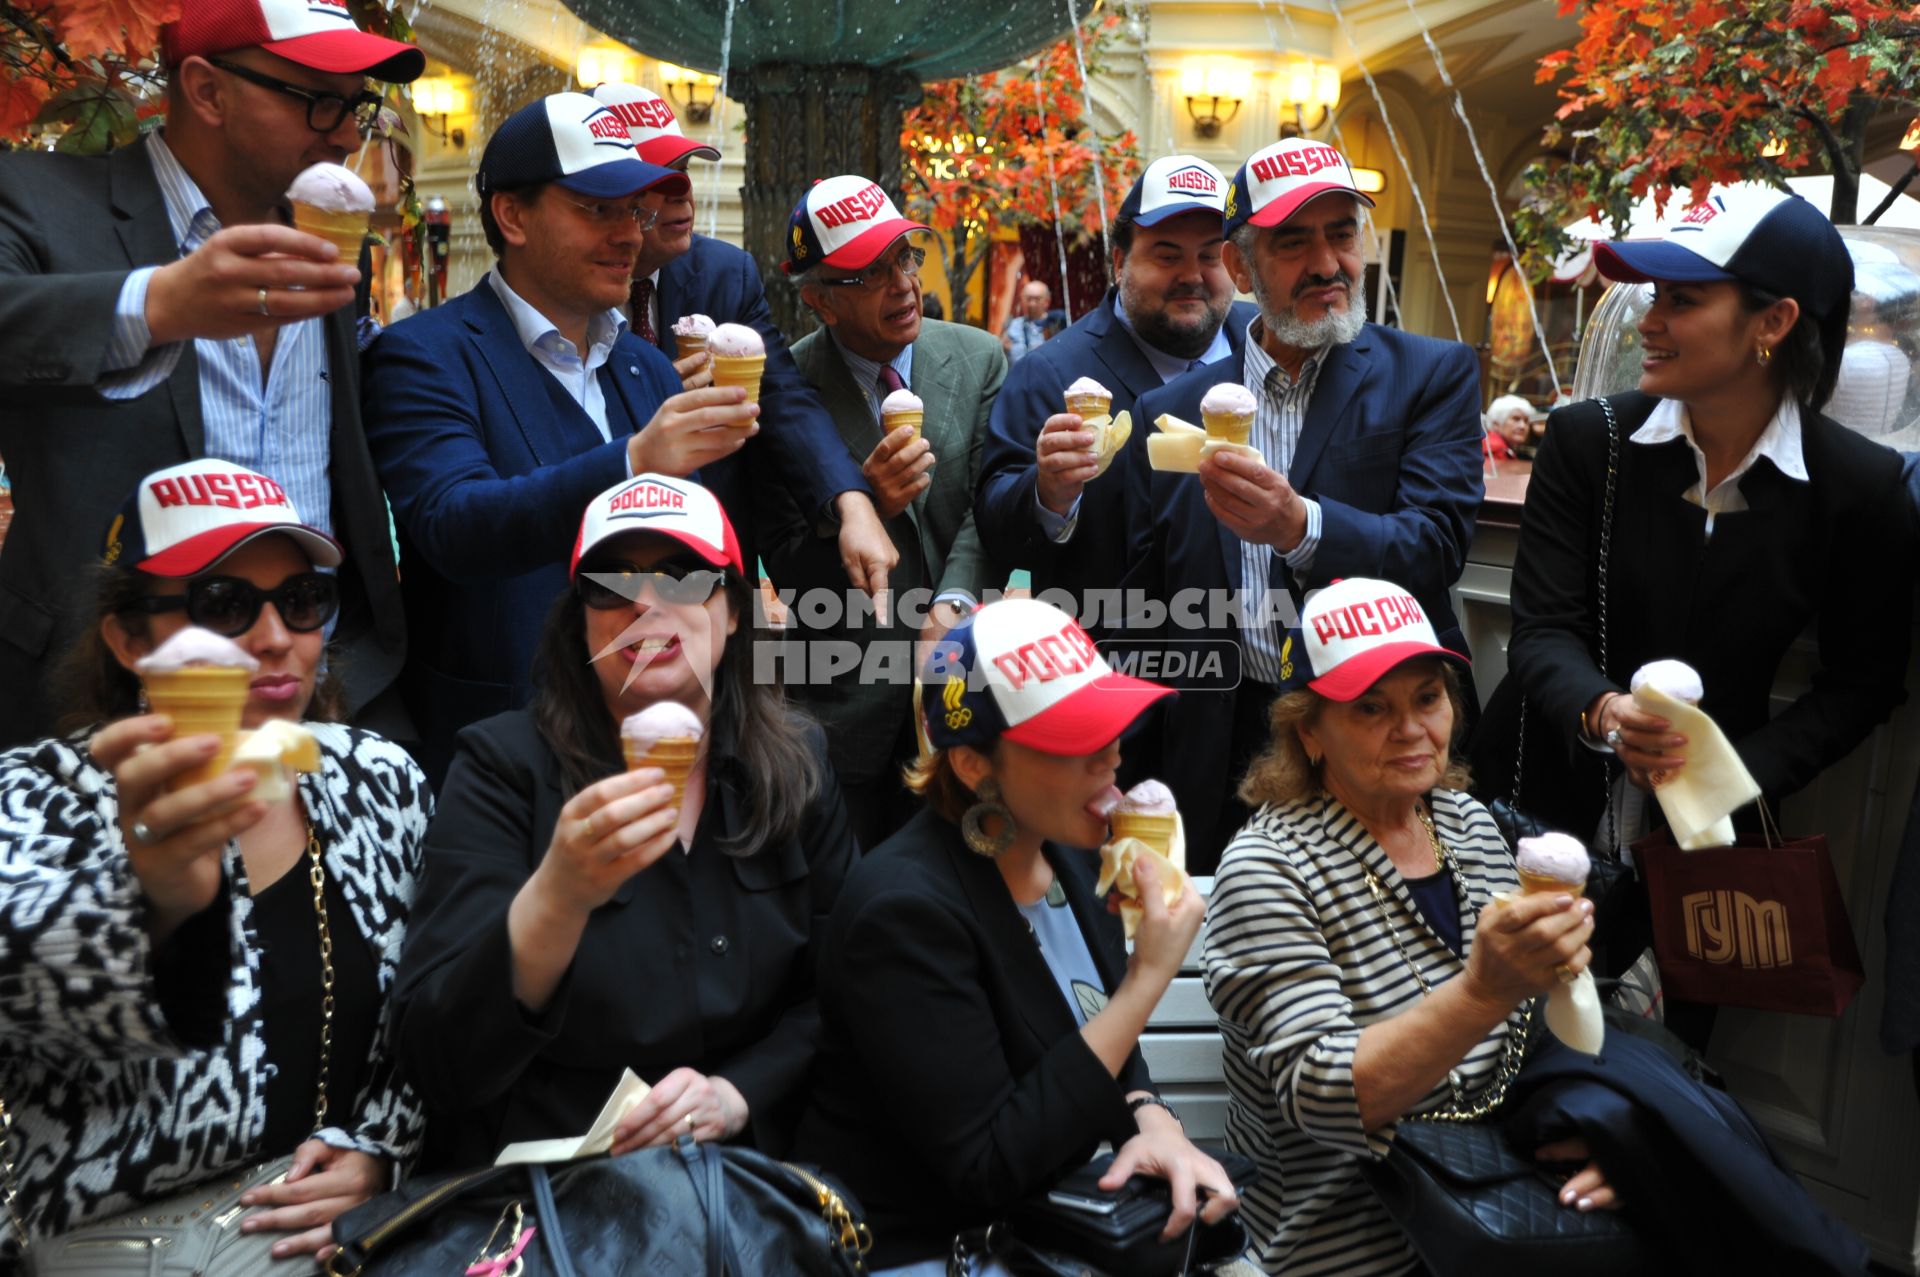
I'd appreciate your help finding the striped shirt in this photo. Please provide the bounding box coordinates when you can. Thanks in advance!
[1238,321,1324,684]
[102,132,334,538]
[1203,788,1526,1277]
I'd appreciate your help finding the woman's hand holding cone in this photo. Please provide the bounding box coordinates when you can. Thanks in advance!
[533,767,681,915]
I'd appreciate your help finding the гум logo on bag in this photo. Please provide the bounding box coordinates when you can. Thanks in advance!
[1682,889,1793,969]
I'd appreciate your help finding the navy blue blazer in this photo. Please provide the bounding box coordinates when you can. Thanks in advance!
[646,234,869,567]
[974,290,1259,604]
[1122,325,1484,869]
[362,279,681,781]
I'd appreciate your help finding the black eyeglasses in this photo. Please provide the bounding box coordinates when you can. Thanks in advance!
[554,195,663,232]
[125,573,340,637]
[208,58,383,135]
[818,245,928,291]
[577,561,726,609]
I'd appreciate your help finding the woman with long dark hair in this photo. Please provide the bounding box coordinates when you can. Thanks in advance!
[392,473,857,1170]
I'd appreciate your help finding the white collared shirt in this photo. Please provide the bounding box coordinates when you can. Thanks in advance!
[486,269,628,443]
[1237,316,1325,685]
[1630,396,1807,534]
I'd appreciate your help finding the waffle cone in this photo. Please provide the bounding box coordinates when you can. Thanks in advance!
[625,736,701,807]
[677,334,710,361]
[1109,811,1177,857]
[1065,393,1112,420]
[290,203,370,260]
[1203,410,1254,446]
[1517,870,1586,899]
[710,354,765,405]
[143,667,251,789]
[882,409,924,441]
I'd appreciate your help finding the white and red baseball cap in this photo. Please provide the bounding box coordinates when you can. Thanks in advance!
[570,474,744,577]
[1119,155,1229,227]
[163,0,424,80]
[782,175,929,276]
[921,599,1174,754]
[1299,578,1466,701]
[477,93,691,199]
[588,83,721,167]
[1593,182,1853,322]
[103,460,342,577]
[1225,138,1374,236]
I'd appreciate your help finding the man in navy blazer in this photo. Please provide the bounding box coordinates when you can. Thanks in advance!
[974,155,1258,611]
[1124,139,1483,871]
[364,93,761,782]
[590,83,894,592]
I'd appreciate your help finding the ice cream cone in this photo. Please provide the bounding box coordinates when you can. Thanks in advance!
[1065,393,1112,421]
[625,736,700,808]
[710,354,766,405]
[679,335,710,363]
[1517,870,1586,899]
[1202,410,1254,447]
[882,409,924,441]
[143,667,251,789]
[1110,810,1177,856]
[291,203,369,260]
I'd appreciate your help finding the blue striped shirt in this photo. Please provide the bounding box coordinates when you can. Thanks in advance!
[1238,319,1324,685]
[102,132,334,538]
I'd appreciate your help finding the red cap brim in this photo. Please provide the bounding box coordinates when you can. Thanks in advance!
[818,218,931,271]
[999,673,1175,755]
[261,30,424,80]
[1246,181,1376,228]
[138,524,344,578]
[1307,641,1468,702]
[638,135,721,167]
[570,524,744,579]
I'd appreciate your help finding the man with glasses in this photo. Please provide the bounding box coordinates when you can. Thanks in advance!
[768,176,1007,848]
[588,82,894,608]
[362,93,749,782]
[0,0,424,749]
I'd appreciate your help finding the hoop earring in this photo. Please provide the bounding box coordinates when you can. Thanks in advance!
[1306,750,1322,767]
[1756,343,1773,366]
[961,778,1016,858]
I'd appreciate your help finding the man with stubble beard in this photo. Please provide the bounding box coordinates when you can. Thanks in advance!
[1122,138,1484,872]
[974,156,1258,609]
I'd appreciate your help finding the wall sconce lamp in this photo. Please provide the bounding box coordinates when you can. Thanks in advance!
[1278,56,1341,133]
[1181,59,1250,140]
[576,41,643,90]
[1350,166,1387,194]
[410,75,468,149]
[1901,116,1920,153]
[657,62,722,124]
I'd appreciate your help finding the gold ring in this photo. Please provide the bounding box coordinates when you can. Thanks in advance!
[685,1113,696,1140]
[578,816,595,841]
[1556,963,1578,985]
[257,287,270,317]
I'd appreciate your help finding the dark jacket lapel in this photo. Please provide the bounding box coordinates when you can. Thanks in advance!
[653,251,693,358]
[943,835,1083,1049]
[109,141,206,456]
[1287,332,1370,491]
[1085,294,1166,405]
[460,279,568,469]
[599,332,660,436]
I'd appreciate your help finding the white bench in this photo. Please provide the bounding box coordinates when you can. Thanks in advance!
[1139,876,1231,1140]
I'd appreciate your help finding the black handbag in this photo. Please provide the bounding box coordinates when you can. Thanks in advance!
[324,1137,870,1276]
[955,1148,1258,1277]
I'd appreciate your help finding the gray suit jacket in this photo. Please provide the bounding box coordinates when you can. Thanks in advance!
[0,143,406,746]
[766,318,1007,782]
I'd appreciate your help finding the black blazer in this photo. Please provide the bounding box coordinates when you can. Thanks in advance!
[391,709,858,1171]
[0,143,405,746]
[792,808,1155,1269]
[1490,391,1912,833]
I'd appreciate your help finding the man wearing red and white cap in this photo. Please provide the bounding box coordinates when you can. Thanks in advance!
[773,175,1009,848]
[0,0,425,747]
[588,83,891,618]
[1124,138,1485,872]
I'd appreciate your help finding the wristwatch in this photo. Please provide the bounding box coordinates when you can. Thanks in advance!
[1128,1094,1181,1125]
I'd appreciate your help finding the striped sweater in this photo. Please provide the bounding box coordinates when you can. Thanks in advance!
[1203,788,1525,1277]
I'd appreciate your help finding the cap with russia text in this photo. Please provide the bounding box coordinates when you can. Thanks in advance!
[478,93,690,200]
[102,460,342,577]
[920,598,1174,755]
[588,83,722,167]
[1298,577,1467,702]
[162,0,424,81]
[1119,155,1229,227]
[1224,137,1375,237]
[783,175,929,276]
[570,474,744,578]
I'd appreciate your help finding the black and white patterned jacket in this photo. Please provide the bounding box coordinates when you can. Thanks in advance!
[0,724,431,1263]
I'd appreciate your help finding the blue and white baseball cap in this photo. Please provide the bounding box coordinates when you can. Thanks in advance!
[478,93,691,199]
[1224,138,1374,236]
[1593,183,1852,320]
[1118,155,1229,227]
[782,175,929,276]
[920,599,1173,755]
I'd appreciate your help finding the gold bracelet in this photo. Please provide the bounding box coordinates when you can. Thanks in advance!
[1581,692,1616,742]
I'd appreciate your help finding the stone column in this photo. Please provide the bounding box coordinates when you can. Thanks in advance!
[731,63,924,339]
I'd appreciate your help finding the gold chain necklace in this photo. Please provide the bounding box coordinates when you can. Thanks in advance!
[305,822,336,1132]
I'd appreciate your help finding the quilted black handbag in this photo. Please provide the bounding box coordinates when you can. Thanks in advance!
[324,1137,869,1276]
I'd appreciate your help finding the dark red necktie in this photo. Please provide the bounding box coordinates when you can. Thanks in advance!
[629,277,655,344]
[877,364,905,398]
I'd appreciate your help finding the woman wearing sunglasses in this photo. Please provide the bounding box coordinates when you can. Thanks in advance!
[0,460,430,1271]
[393,474,857,1171]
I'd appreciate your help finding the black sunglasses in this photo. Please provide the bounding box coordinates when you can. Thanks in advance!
[208,58,383,135]
[125,573,340,638]
[576,560,726,609]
